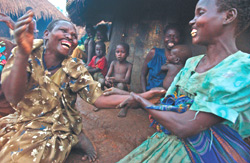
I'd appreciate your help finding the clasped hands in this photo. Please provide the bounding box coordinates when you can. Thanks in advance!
[103,87,166,110]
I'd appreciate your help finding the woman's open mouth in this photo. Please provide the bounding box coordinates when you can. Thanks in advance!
[61,40,72,49]
[191,29,197,37]
[168,42,174,48]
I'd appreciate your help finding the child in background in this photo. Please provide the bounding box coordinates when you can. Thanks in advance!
[148,45,192,127]
[105,43,133,117]
[72,24,96,64]
[87,41,108,89]
[84,24,96,64]
[96,24,109,56]
[105,43,132,90]
[161,45,192,90]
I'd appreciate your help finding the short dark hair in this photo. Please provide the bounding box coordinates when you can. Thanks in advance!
[46,19,75,32]
[163,24,182,42]
[216,0,250,35]
[117,43,130,55]
[163,24,182,35]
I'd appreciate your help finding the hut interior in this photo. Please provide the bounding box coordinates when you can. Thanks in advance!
[63,0,250,92]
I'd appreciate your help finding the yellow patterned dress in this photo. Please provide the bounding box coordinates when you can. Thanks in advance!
[0,40,103,162]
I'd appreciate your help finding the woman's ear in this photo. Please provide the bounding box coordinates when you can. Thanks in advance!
[43,30,49,40]
[223,8,237,25]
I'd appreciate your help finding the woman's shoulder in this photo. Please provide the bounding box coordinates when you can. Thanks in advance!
[62,57,88,78]
[233,51,250,63]
[184,55,204,68]
[218,51,250,70]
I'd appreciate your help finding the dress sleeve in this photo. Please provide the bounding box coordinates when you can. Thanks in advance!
[189,57,250,124]
[62,57,103,104]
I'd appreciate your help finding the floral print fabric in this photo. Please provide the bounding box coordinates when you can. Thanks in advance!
[0,40,103,162]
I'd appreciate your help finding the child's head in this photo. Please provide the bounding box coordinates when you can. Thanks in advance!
[95,41,106,57]
[96,24,108,42]
[115,43,129,62]
[85,24,95,38]
[167,45,192,65]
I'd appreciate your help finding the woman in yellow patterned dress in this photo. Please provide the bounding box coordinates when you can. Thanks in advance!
[0,11,163,162]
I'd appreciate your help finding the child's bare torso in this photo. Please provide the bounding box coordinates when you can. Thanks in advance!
[113,60,131,80]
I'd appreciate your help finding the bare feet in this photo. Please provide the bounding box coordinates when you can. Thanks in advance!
[73,132,98,162]
[117,108,128,117]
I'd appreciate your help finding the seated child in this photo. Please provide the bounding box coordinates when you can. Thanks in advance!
[105,43,133,117]
[87,41,108,89]
[72,24,96,64]
[105,43,133,90]
[161,45,192,90]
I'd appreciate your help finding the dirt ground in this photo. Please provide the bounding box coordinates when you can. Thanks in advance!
[66,96,156,163]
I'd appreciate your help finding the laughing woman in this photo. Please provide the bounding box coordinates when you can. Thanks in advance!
[118,0,250,162]
[0,11,164,162]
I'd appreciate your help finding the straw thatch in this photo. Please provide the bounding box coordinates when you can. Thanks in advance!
[0,0,67,20]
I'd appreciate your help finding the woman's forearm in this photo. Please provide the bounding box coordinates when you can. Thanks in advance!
[94,94,130,109]
[133,94,223,138]
[147,109,223,138]
[2,52,29,105]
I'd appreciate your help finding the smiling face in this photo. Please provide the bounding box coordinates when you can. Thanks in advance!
[115,45,128,62]
[164,28,180,50]
[44,20,78,57]
[189,0,226,45]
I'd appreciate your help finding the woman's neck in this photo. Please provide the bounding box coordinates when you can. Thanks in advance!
[206,37,238,61]
[196,37,238,73]
[43,50,65,69]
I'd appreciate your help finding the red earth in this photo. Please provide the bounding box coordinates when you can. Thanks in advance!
[66,96,156,163]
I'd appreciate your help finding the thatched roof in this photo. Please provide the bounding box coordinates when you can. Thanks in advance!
[0,0,67,20]
[66,0,198,26]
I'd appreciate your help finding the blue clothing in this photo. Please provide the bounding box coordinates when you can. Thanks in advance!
[119,51,250,163]
[184,124,250,163]
[147,94,250,163]
[146,48,166,90]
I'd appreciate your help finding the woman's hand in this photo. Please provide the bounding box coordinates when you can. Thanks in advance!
[14,10,34,56]
[116,92,141,109]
